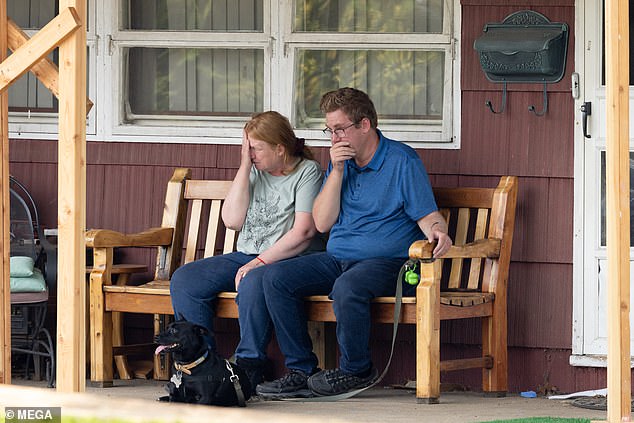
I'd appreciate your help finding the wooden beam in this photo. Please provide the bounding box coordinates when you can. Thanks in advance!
[0,0,9,385]
[7,18,92,114]
[56,0,87,393]
[605,0,631,421]
[0,7,80,95]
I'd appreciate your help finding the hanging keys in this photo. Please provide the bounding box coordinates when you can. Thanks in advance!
[170,370,183,388]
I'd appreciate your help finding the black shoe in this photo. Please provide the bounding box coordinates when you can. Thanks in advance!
[256,369,315,400]
[307,367,379,396]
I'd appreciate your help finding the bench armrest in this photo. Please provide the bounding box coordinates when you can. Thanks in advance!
[86,227,174,248]
[409,238,501,260]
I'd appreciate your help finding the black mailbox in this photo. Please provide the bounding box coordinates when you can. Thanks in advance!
[474,10,569,83]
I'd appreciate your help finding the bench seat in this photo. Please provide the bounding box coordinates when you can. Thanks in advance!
[103,282,493,322]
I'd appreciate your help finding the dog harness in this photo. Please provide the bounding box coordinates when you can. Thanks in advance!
[171,352,248,407]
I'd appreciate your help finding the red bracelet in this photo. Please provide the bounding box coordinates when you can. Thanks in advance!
[256,256,266,265]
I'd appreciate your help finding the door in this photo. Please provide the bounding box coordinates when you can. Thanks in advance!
[573,0,634,362]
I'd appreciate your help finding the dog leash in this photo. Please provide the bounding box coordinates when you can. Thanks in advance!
[282,258,418,402]
[226,359,248,407]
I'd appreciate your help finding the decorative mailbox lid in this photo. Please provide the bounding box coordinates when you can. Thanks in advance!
[473,10,569,83]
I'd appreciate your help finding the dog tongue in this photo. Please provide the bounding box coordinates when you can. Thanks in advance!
[155,345,167,355]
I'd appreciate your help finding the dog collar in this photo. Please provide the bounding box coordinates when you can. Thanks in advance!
[174,350,209,375]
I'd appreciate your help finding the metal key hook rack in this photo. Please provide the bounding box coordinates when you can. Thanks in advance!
[474,10,569,116]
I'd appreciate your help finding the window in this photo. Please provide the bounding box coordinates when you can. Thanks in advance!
[7,0,97,137]
[8,1,58,114]
[290,0,454,144]
[103,0,270,141]
[121,1,265,122]
[9,1,460,146]
[126,47,264,118]
[599,151,634,246]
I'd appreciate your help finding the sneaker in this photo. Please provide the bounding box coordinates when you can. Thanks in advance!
[256,369,315,400]
[308,367,379,396]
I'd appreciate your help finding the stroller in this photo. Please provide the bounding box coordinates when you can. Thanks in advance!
[9,175,57,387]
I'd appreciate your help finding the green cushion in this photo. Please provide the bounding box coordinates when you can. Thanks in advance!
[10,268,46,292]
[10,256,35,277]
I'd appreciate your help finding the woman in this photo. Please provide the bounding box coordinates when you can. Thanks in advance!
[169,111,323,390]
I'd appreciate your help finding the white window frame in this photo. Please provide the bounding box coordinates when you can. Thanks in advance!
[279,0,460,148]
[100,0,272,144]
[8,0,97,139]
[9,0,461,148]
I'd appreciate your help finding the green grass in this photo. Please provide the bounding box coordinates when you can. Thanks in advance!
[477,418,591,423]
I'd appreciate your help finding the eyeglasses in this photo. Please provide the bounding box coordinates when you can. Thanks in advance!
[322,122,358,138]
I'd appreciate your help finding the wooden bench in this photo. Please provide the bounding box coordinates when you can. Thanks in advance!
[84,263,147,380]
[87,168,517,403]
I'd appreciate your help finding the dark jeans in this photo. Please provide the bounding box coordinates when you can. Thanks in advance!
[260,252,414,375]
[169,252,272,362]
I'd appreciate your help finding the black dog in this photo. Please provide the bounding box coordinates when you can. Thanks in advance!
[154,320,251,406]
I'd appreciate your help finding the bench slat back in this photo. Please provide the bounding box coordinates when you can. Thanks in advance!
[185,199,204,263]
[442,206,492,292]
[204,200,223,258]
[157,172,236,280]
[158,170,516,300]
[182,179,235,265]
[467,208,490,290]
[447,207,470,289]
[432,176,516,295]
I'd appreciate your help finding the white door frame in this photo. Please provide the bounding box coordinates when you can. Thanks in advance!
[571,0,634,366]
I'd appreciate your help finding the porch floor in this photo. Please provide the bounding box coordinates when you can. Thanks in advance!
[3,377,607,423]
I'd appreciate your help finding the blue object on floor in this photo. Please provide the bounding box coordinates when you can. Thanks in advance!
[520,390,537,398]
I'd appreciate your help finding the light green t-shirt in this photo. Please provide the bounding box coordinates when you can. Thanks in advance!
[237,158,323,255]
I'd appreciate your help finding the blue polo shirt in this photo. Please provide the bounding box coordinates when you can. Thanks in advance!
[325,130,438,260]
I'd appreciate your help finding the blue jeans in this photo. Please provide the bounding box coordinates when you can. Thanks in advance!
[170,252,272,362]
[261,252,413,375]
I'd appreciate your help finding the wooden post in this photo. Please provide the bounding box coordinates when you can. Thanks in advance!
[56,0,87,393]
[0,8,80,94]
[0,0,9,385]
[7,18,93,114]
[605,0,631,421]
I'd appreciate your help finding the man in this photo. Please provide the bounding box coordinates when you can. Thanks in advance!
[255,87,452,399]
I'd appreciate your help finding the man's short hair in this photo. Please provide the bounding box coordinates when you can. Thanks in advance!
[319,87,378,129]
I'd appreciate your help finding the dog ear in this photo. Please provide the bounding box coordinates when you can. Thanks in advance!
[194,324,209,336]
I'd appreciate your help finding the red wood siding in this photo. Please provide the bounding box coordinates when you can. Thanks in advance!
[8,0,610,394]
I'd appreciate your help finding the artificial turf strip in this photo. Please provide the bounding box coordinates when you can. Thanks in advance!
[478,418,591,423]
